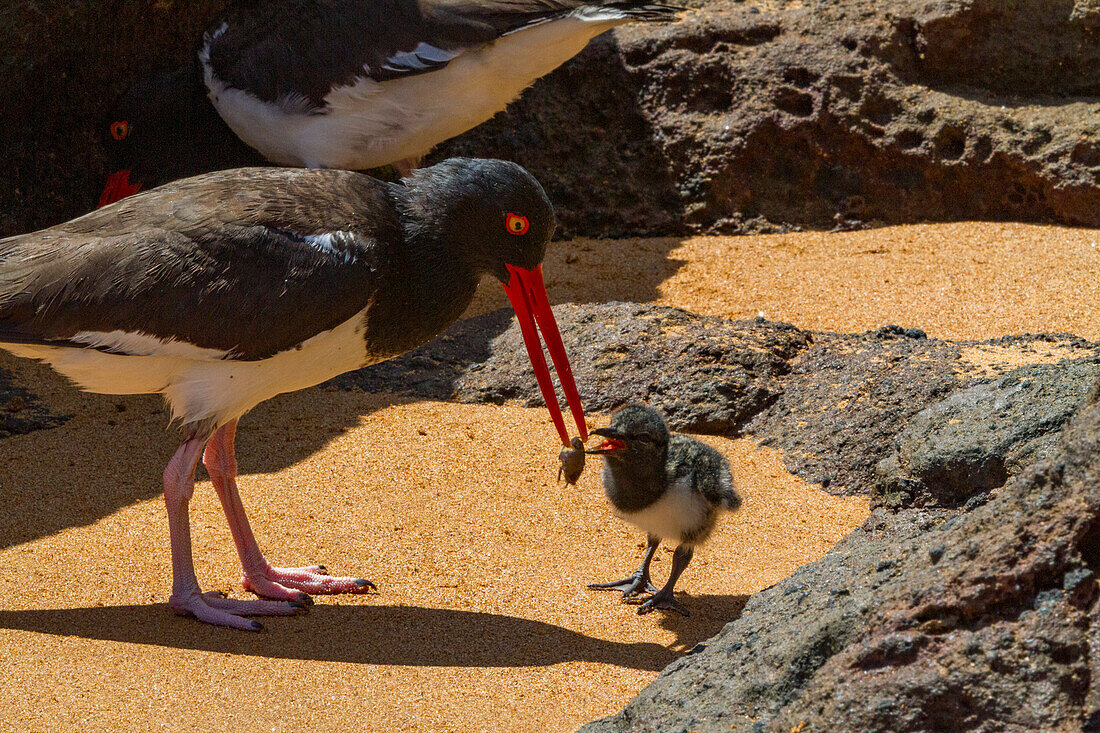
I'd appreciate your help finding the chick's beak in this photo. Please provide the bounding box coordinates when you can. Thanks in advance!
[97,170,142,208]
[585,427,627,454]
[501,263,587,447]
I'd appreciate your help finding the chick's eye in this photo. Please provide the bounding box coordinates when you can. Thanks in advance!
[110,121,130,141]
[505,212,529,236]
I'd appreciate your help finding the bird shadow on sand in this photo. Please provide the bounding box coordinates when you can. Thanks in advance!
[0,602,705,672]
[651,593,750,652]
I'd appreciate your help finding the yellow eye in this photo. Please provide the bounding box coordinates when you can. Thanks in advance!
[110,120,130,141]
[505,213,529,236]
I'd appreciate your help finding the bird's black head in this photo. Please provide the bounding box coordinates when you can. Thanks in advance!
[98,64,263,206]
[396,158,588,448]
[586,404,670,464]
[399,158,555,282]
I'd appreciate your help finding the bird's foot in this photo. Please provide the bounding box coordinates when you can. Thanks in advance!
[243,563,376,601]
[625,588,691,617]
[588,570,659,598]
[169,589,306,631]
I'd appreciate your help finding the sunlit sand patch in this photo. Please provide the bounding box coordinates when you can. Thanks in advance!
[467,223,1100,342]
[0,391,865,732]
[955,341,1094,379]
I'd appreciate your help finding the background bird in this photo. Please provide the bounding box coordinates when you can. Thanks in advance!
[586,404,740,616]
[98,0,683,206]
[1,157,587,630]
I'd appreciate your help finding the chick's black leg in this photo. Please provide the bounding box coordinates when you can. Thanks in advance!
[589,534,661,597]
[635,544,693,617]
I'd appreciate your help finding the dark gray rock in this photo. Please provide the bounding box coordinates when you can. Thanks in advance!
[745,330,961,495]
[440,0,1100,236]
[581,507,955,731]
[875,357,1100,509]
[7,0,1100,238]
[336,303,812,434]
[583,381,1100,732]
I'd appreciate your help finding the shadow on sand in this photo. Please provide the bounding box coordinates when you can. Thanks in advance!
[0,593,747,670]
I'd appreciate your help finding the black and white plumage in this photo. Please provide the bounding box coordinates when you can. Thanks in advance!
[586,403,740,616]
[99,0,683,204]
[2,158,588,630]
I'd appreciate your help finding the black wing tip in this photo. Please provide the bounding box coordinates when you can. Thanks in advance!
[0,322,104,352]
[0,323,51,348]
[0,332,85,352]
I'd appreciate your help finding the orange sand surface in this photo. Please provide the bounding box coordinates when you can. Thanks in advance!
[2,221,1096,732]
[468,222,1100,340]
[0,385,865,732]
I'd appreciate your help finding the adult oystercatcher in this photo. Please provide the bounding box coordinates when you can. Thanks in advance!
[3,158,587,630]
[585,404,740,616]
[99,0,682,205]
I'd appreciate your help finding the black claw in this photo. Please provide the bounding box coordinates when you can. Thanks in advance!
[298,593,314,605]
[250,621,264,631]
[288,601,309,613]
[588,574,656,597]
[356,578,377,590]
[316,564,328,575]
[637,594,691,617]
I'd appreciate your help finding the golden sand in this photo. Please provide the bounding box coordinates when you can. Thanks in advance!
[0,387,865,732]
[467,222,1100,341]
[2,221,1097,732]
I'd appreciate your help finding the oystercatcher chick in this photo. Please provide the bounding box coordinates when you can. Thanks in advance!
[586,404,740,616]
[1,158,588,630]
[99,0,683,205]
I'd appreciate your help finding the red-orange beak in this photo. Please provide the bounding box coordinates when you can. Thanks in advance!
[501,263,587,447]
[584,427,627,454]
[585,438,627,455]
[97,169,142,207]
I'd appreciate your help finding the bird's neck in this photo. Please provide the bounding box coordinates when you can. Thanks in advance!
[364,231,479,356]
[602,452,668,513]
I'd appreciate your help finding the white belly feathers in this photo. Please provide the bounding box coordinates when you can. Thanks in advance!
[0,308,373,430]
[611,476,711,545]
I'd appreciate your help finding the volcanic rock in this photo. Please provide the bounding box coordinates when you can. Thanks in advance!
[6,0,1100,237]
[874,356,1100,509]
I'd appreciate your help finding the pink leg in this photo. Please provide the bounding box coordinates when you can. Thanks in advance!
[203,419,375,600]
[164,434,305,630]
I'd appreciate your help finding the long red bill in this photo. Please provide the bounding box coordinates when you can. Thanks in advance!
[502,263,587,447]
[97,169,141,208]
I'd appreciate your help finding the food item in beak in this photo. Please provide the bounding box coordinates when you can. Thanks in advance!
[558,437,586,485]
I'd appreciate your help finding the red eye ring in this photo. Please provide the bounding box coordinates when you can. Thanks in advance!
[505,213,529,236]
[110,121,130,141]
